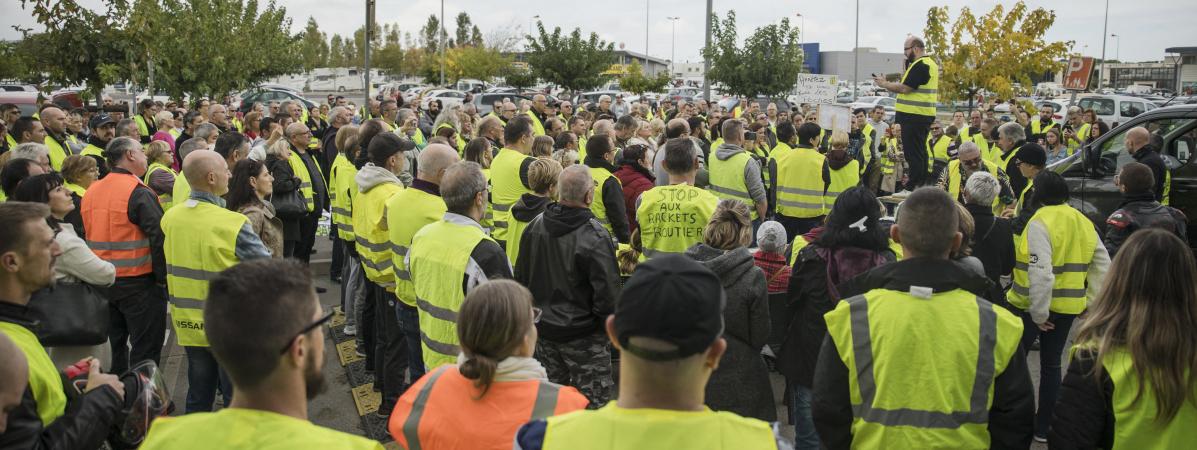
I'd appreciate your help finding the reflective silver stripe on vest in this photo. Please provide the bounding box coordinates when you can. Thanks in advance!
[642,248,681,258]
[360,257,393,272]
[492,220,509,228]
[1013,262,1090,274]
[401,366,450,450]
[167,265,222,281]
[395,268,411,281]
[1008,283,1087,298]
[707,184,752,199]
[777,199,824,209]
[110,254,153,267]
[776,186,824,196]
[896,99,937,108]
[355,236,390,253]
[168,295,204,309]
[390,243,409,257]
[87,239,151,250]
[845,294,995,428]
[914,88,938,95]
[416,297,459,322]
[331,206,351,216]
[493,202,513,212]
[300,182,312,188]
[420,330,460,356]
[530,381,561,420]
[338,224,355,233]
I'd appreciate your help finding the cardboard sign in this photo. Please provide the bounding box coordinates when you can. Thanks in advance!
[794,73,839,105]
[1062,57,1094,91]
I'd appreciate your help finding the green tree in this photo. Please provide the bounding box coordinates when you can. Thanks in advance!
[299,17,329,74]
[131,0,300,101]
[618,60,672,95]
[329,34,346,66]
[454,12,474,48]
[702,11,803,98]
[503,65,537,91]
[421,15,444,53]
[18,0,133,104]
[524,22,614,92]
[0,40,42,85]
[925,1,1071,107]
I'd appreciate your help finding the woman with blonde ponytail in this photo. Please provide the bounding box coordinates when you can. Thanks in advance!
[388,280,588,450]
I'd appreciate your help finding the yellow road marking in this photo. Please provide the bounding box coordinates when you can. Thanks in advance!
[336,340,363,366]
[351,383,381,416]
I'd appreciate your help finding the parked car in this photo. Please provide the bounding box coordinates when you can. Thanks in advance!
[380,82,424,101]
[237,88,316,115]
[1034,99,1070,124]
[573,90,623,107]
[419,89,468,110]
[666,86,700,102]
[1075,95,1159,129]
[1052,104,1197,249]
[453,79,489,93]
[0,84,38,92]
[0,92,41,116]
[472,92,531,115]
[847,96,896,121]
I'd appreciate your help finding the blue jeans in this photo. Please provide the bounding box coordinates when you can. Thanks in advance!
[184,346,233,413]
[789,383,821,450]
[395,302,425,382]
[1018,310,1077,438]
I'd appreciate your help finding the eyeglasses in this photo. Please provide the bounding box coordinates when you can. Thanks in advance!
[532,307,542,324]
[279,309,335,354]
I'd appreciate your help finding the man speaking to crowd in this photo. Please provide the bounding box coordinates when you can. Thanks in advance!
[874,36,938,190]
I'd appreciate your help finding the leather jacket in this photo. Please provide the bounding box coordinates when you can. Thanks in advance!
[1104,193,1188,256]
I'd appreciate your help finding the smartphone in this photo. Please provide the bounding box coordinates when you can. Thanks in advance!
[744,131,758,141]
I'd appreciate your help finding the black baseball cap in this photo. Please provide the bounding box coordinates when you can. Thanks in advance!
[88,114,115,129]
[614,255,725,361]
[1015,142,1047,167]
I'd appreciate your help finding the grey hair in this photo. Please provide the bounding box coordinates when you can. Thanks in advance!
[178,138,209,163]
[278,100,296,114]
[964,171,1000,206]
[756,220,788,254]
[397,108,415,123]
[154,110,174,123]
[557,165,593,204]
[266,139,291,158]
[598,94,611,103]
[115,118,139,138]
[998,122,1025,143]
[195,123,220,141]
[9,142,48,162]
[329,106,349,121]
[432,103,462,130]
[441,161,488,215]
[957,141,981,158]
[103,137,141,167]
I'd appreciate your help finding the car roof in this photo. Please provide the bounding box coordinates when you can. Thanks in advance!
[1079,94,1155,102]
[0,91,40,104]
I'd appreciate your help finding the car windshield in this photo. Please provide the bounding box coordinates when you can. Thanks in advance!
[1078,98,1115,116]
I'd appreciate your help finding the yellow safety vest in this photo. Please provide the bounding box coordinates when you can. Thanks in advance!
[134,114,154,138]
[434,123,468,155]
[945,159,1002,214]
[895,56,939,117]
[168,128,181,139]
[926,135,951,164]
[1008,204,1098,314]
[162,198,247,347]
[1162,170,1172,206]
[526,110,546,136]
[386,187,445,307]
[1067,123,1090,151]
[63,181,86,197]
[353,180,403,288]
[0,322,67,426]
[1098,347,1197,449]
[1030,119,1056,137]
[636,184,718,258]
[412,128,427,148]
[138,407,382,450]
[4,133,15,148]
[576,136,589,161]
[44,135,69,171]
[287,150,316,213]
[825,288,1023,448]
[959,125,973,141]
[172,172,191,210]
[587,163,623,232]
[541,403,777,450]
[824,160,860,207]
[328,154,358,242]
[409,219,494,369]
[1015,179,1034,217]
[774,146,827,218]
[880,138,898,174]
[860,124,875,174]
[232,117,244,133]
[708,151,758,220]
[81,143,104,158]
[144,162,176,210]
[490,148,534,243]
[972,134,1000,165]
[505,196,546,267]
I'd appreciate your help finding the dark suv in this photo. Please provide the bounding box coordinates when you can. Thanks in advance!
[1052,104,1197,249]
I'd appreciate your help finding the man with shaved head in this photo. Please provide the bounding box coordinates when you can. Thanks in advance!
[406,161,512,369]
[1124,126,1169,203]
[163,149,271,413]
[527,94,549,136]
[38,107,71,170]
[386,143,460,372]
[285,122,329,265]
[514,164,620,406]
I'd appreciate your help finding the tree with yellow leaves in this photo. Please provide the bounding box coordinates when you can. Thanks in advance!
[924,1,1071,110]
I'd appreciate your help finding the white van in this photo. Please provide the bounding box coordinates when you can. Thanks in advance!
[1075,95,1159,128]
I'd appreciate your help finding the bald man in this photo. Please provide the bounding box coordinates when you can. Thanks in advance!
[527,94,549,136]
[386,143,460,372]
[1125,126,1169,203]
[163,150,271,413]
[38,107,71,170]
[285,122,329,264]
[0,333,28,434]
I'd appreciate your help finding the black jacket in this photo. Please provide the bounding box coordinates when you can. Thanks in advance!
[1103,193,1188,256]
[83,136,109,179]
[584,156,630,244]
[514,203,621,342]
[811,258,1034,450]
[265,155,302,241]
[966,203,1016,306]
[1131,146,1169,202]
[1048,348,1117,449]
[511,193,551,224]
[0,302,124,450]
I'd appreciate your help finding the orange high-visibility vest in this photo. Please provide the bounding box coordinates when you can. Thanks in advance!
[388,365,589,450]
[81,173,155,277]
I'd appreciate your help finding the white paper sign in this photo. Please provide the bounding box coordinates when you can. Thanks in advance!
[794,74,839,105]
[817,104,852,133]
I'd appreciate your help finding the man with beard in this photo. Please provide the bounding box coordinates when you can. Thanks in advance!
[138,259,381,449]
[420,99,441,138]
[159,150,271,414]
[937,141,1014,209]
[82,114,116,178]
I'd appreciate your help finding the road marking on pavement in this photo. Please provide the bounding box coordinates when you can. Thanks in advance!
[351,383,381,416]
[336,340,364,365]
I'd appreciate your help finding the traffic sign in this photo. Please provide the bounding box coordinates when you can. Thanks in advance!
[1062,56,1094,91]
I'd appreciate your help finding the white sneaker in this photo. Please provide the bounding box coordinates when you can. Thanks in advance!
[1033,435,1047,443]
[342,325,357,336]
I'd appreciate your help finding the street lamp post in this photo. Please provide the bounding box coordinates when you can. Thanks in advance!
[853,0,859,101]
[702,0,712,102]
[1110,34,1120,61]
[645,0,651,58]
[667,16,680,77]
[439,0,445,85]
[796,13,804,72]
[1099,0,1109,89]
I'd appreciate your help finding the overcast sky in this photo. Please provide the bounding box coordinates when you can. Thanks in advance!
[3,0,1194,66]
